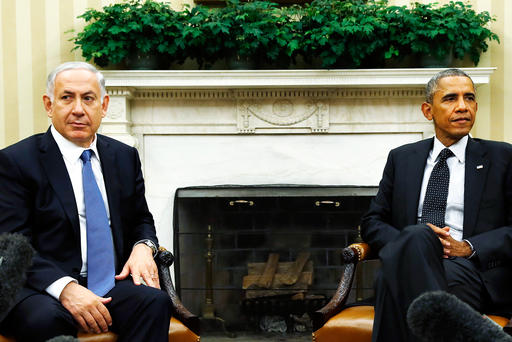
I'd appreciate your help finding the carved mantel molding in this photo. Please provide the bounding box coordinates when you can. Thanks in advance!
[101,68,495,147]
[103,68,495,89]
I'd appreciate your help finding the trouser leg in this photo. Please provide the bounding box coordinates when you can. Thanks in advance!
[0,293,76,342]
[0,280,173,342]
[444,257,487,312]
[107,279,173,342]
[372,224,446,342]
[372,224,489,342]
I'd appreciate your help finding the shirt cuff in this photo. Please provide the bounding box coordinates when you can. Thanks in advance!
[45,276,78,300]
[463,239,476,259]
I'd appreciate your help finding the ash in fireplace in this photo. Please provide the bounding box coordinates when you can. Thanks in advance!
[258,313,313,334]
[291,313,312,332]
[259,315,287,333]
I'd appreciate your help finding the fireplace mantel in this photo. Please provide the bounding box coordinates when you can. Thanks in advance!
[100,68,495,252]
[103,68,495,89]
[100,68,495,147]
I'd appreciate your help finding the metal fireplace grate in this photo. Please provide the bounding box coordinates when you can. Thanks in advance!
[173,185,378,335]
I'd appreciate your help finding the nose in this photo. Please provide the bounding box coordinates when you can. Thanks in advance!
[455,96,468,112]
[72,99,85,115]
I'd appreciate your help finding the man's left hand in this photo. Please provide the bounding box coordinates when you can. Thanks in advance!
[115,243,160,289]
[442,234,473,258]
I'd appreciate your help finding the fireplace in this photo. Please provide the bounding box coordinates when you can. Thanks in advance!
[173,185,377,335]
[100,68,494,338]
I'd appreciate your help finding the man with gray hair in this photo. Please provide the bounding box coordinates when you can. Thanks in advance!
[0,62,172,341]
[361,68,512,341]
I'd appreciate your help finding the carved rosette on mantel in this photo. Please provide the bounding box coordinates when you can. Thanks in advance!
[101,87,137,147]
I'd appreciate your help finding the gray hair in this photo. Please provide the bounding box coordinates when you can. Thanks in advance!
[46,62,106,103]
[425,68,475,104]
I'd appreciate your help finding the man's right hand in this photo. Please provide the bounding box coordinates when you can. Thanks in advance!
[426,223,451,256]
[59,282,112,333]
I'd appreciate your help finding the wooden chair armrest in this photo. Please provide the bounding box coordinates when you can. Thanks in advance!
[311,242,371,331]
[156,247,200,336]
[348,242,371,262]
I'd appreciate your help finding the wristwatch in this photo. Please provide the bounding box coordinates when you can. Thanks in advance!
[138,239,157,256]
[463,239,476,259]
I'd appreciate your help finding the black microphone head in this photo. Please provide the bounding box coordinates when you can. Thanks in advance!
[407,291,512,342]
[0,233,34,320]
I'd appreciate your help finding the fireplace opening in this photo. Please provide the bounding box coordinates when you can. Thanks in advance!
[173,185,378,339]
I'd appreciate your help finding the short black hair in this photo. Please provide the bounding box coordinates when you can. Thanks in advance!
[425,69,474,103]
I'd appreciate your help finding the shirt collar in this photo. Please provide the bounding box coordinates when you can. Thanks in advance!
[50,125,100,163]
[432,135,468,164]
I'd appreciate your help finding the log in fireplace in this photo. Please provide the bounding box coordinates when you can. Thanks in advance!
[173,185,378,336]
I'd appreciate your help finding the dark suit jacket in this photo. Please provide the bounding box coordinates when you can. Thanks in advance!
[0,128,157,306]
[361,137,512,309]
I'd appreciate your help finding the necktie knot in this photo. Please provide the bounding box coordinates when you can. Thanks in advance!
[438,148,454,163]
[80,149,93,163]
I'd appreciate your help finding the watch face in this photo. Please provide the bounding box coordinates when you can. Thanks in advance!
[146,241,156,251]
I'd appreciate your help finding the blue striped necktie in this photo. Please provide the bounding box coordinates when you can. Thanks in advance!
[80,149,115,296]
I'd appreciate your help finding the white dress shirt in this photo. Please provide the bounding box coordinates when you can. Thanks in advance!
[417,135,468,241]
[45,125,111,299]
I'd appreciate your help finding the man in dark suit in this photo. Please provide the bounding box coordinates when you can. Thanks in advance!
[361,68,512,342]
[0,62,172,341]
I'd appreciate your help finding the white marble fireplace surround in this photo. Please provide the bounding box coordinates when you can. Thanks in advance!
[101,68,494,252]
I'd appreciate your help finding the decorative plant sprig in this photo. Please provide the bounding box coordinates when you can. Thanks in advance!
[301,0,392,68]
[72,0,181,67]
[71,0,500,69]
[385,1,499,65]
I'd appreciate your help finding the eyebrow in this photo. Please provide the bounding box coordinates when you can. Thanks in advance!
[441,92,475,100]
[61,90,97,97]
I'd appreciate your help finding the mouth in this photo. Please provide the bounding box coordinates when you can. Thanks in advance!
[69,122,88,127]
[451,117,471,124]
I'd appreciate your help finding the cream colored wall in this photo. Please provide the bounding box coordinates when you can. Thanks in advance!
[0,0,509,148]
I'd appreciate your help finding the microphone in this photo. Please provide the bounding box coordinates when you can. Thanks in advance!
[0,233,34,321]
[407,291,512,342]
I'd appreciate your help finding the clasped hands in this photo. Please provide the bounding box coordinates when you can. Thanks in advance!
[426,223,472,258]
[60,243,158,334]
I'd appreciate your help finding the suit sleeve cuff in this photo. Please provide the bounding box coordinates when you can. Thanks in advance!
[45,276,77,300]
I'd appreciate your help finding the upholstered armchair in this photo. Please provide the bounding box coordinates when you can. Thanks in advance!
[311,242,510,342]
[0,247,200,342]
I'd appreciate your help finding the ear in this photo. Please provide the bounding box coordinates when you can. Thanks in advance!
[43,95,53,117]
[421,102,433,121]
[101,94,110,118]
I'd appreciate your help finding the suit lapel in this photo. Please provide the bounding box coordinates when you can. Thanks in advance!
[405,138,433,225]
[463,138,489,238]
[96,135,124,259]
[39,129,80,237]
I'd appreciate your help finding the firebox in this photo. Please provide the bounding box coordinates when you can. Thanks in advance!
[173,185,378,337]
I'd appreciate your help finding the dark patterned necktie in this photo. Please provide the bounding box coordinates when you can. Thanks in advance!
[421,148,454,227]
[80,149,115,296]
